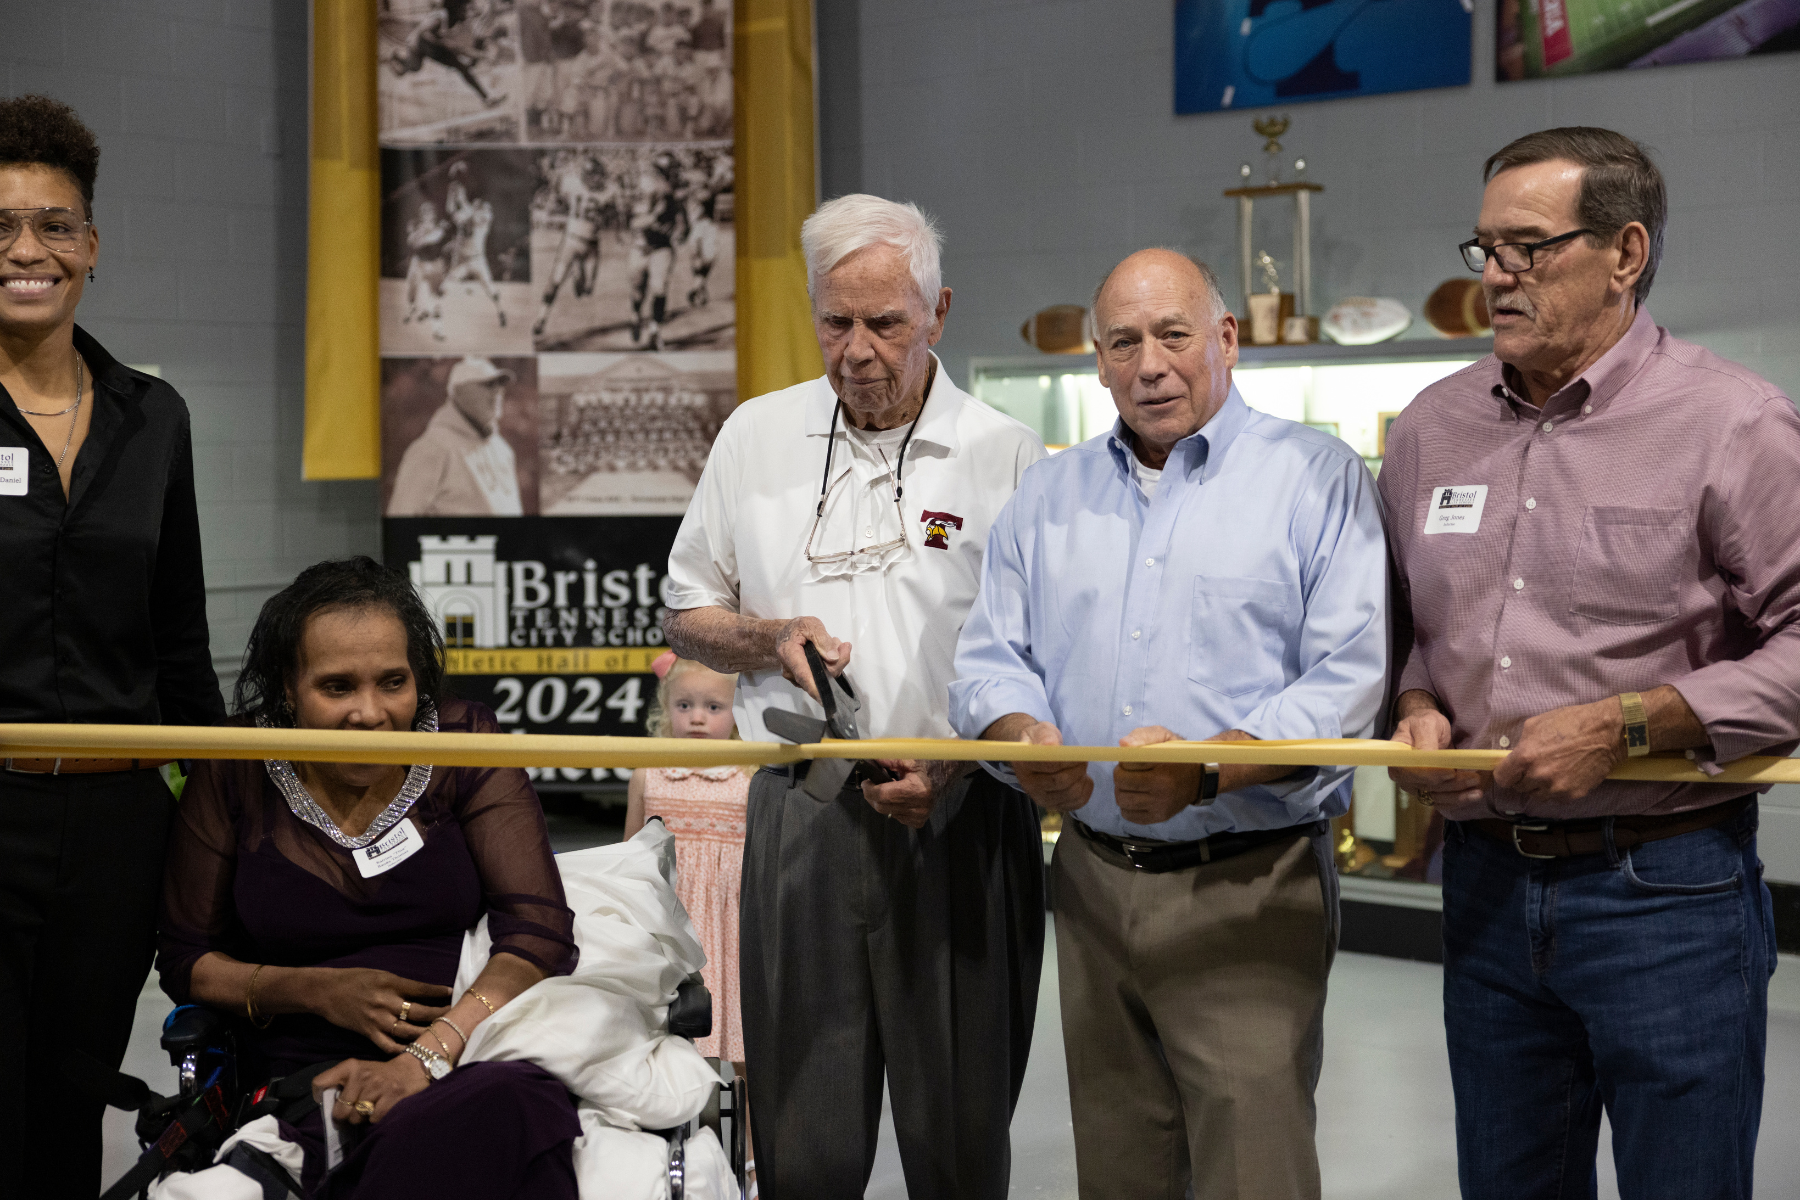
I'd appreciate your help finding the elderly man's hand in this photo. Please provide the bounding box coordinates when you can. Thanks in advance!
[1113,726,1211,826]
[862,760,953,829]
[773,616,851,700]
[1388,692,1486,809]
[1007,721,1093,813]
[1494,697,1624,804]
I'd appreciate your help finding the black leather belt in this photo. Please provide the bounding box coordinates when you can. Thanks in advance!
[1466,793,1752,859]
[1073,817,1328,873]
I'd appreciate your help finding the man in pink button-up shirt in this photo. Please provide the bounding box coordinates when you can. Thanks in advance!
[1381,128,1797,1199]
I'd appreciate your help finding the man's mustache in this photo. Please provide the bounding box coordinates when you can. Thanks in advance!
[1487,289,1536,319]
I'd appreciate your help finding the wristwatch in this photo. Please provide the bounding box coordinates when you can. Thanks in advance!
[405,1042,452,1082]
[1197,763,1221,805]
[1619,692,1650,758]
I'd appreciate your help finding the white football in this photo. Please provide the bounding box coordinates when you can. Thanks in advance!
[1321,297,1412,346]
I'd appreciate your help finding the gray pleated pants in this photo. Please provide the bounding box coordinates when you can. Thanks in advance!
[740,764,1046,1200]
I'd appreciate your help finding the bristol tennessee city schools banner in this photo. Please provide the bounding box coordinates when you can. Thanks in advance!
[376,0,734,773]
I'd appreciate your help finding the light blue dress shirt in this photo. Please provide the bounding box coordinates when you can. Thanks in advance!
[949,386,1390,841]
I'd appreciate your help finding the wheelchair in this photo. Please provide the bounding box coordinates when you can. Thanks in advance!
[97,974,748,1200]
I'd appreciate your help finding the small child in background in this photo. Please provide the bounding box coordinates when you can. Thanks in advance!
[625,651,749,1068]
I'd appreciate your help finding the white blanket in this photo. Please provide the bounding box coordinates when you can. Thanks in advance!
[153,824,738,1199]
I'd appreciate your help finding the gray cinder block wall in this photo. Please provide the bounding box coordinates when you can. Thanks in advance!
[0,1,382,696]
[815,0,1800,885]
[821,0,1799,405]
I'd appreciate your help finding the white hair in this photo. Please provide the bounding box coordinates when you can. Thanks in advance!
[801,193,943,311]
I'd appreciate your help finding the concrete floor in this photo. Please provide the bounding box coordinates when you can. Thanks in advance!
[102,806,1800,1197]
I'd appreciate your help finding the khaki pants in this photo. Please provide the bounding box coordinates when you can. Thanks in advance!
[1053,822,1337,1200]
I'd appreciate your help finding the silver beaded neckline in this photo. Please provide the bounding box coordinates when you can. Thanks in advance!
[260,705,437,849]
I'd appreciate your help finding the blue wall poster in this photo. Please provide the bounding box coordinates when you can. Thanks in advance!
[1175,0,1473,114]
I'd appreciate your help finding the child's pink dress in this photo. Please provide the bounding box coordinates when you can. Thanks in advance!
[641,764,749,1062]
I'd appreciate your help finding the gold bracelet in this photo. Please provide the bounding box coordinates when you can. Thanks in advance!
[434,1016,468,1049]
[245,964,273,1029]
[467,989,496,1015]
[427,1028,454,1057]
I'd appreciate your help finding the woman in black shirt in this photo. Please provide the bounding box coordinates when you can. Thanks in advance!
[0,95,223,1197]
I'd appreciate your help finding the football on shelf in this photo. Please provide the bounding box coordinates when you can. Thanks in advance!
[1321,297,1411,346]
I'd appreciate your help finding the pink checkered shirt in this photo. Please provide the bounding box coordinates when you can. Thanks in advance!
[1379,306,1800,820]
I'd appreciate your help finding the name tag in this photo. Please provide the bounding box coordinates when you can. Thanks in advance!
[1423,484,1488,535]
[0,447,27,496]
[352,818,424,878]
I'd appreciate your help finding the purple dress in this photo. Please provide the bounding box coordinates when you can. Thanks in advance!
[158,700,582,1198]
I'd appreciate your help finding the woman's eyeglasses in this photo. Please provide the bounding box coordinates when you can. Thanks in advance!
[0,207,92,254]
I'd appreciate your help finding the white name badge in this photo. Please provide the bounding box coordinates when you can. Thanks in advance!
[0,447,27,496]
[1423,484,1488,535]
[353,817,424,878]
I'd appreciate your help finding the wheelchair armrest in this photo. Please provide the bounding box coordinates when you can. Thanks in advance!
[162,1005,228,1065]
[667,973,713,1040]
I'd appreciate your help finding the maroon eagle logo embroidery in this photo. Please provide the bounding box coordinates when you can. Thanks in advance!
[920,509,963,549]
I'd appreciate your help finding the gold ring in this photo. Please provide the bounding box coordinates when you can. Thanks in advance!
[391,1015,403,1032]
[399,1001,412,1022]
[353,1100,375,1116]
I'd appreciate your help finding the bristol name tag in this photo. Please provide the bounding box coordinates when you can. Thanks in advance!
[353,817,424,878]
[0,447,27,496]
[1423,484,1488,535]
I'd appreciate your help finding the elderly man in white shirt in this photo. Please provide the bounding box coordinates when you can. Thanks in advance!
[664,194,1046,1199]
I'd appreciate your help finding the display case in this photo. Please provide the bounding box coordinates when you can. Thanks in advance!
[968,337,1495,956]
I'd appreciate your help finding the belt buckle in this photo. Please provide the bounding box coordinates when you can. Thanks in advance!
[1510,822,1555,859]
[1119,839,1158,870]
[3,758,60,775]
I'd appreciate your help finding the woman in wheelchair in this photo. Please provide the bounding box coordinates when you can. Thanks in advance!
[156,557,582,1197]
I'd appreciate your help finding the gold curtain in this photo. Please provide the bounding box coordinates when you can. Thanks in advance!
[733,0,823,402]
[303,0,381,480]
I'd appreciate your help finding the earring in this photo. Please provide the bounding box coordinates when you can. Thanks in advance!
[87,268,95,283]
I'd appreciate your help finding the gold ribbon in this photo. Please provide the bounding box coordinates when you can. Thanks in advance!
[1,726,1795,785]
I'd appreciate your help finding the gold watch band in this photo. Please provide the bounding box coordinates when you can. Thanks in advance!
[1620,692,1650,757]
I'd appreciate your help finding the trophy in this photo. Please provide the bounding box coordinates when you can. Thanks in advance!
[1246,251,1293,346]
[1225,115,1321,343]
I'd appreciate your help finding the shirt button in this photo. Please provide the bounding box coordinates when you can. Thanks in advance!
[1542,421,1554,432]
[1513,578,1524,590]
[1500,656,1511,668]
[1499,736,1511,748]
[865,528,873,537]
[1131,630,1141,639]
[1525,498,1536,510]
[1145,558,1155,567]
[1584,405,1593,414]
[1123,705,1133,716]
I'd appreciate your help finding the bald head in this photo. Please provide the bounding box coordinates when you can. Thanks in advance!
[1091,249,1226,338]
[1091,249,1238,469]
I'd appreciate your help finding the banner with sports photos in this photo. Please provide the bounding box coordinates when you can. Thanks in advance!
[376,0,735,770]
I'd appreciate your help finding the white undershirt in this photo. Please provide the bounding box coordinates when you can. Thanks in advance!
[1131,455,1163,500]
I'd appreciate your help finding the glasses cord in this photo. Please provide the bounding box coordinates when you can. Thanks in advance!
[817,389,927,519]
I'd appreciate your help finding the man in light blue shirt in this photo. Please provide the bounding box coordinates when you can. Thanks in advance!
[950,249,1388,1200]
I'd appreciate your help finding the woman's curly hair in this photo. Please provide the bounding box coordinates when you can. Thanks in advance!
[234,557,446,723]
[0,95,100,217]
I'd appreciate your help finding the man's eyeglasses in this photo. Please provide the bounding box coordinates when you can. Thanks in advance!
[1459,228,1593,274]
[0,207,92,254]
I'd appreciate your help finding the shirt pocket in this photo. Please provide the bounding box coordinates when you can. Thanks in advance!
[1569,506,1688,625]
[1188,577,1290,698]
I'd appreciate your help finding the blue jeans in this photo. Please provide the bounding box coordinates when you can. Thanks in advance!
[1442,803,1776,1200]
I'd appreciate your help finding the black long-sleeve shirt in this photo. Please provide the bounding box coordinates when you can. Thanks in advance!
[0,326,225,727]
